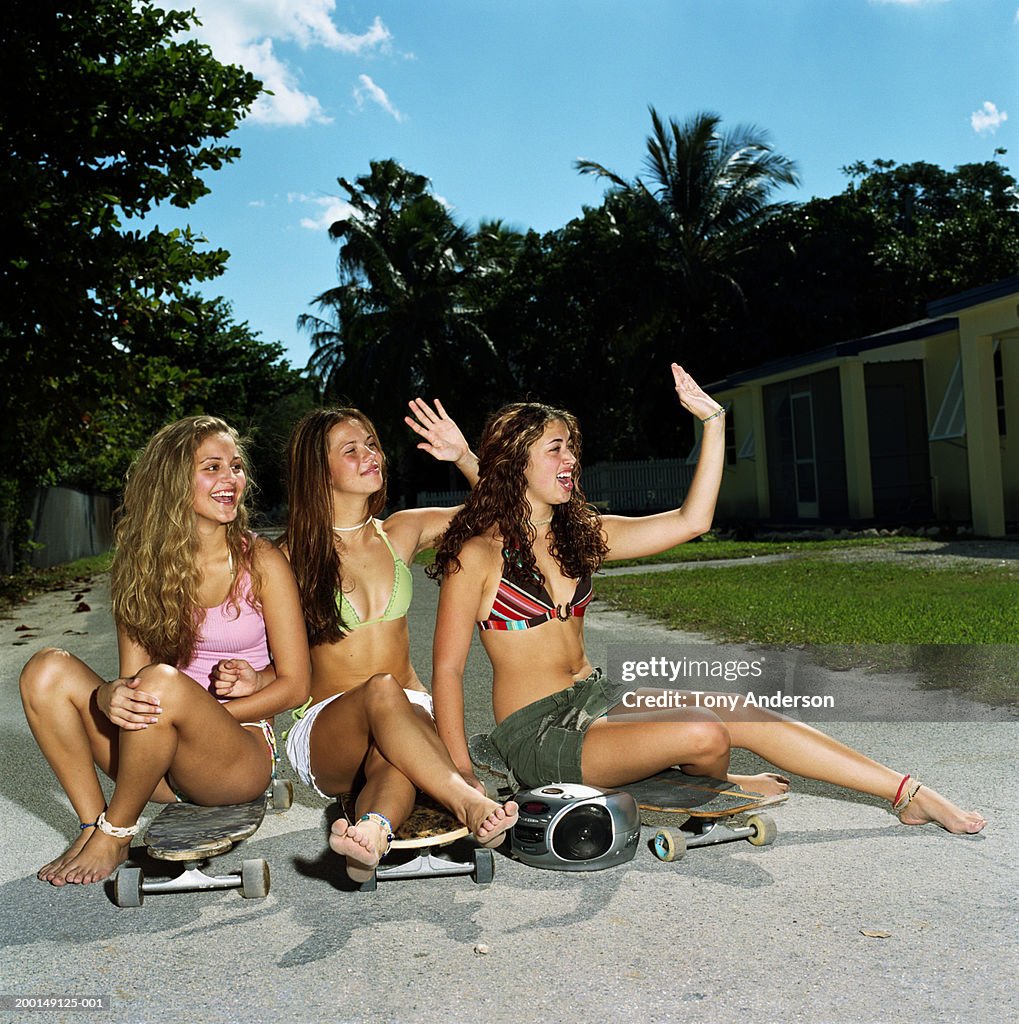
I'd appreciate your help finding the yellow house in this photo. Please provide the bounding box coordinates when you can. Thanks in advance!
[707,276,1019,538]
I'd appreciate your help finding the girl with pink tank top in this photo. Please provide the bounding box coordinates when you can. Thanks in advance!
[20,417,311,888]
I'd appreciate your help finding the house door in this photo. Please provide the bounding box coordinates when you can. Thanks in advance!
[791,391,819,518]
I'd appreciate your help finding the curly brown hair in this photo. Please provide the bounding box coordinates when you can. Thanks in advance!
[428,402,607,585]
[110,416,258,668]
[282,407,388,646]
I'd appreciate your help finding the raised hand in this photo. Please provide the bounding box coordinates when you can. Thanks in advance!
[672,363,724,422]
[405,398,471,463]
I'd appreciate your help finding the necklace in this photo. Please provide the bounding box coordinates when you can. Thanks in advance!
[332,517,371,533]
[529,517,553,527]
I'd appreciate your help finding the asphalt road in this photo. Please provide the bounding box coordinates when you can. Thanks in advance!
[1,565,1015,1024]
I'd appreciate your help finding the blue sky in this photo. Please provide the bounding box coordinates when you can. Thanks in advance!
[153,0,1018,370]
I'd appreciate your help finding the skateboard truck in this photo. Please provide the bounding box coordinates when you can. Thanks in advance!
[652,812,778,862]
[358,844,495,892]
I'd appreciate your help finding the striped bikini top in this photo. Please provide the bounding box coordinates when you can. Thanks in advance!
[478,567,593,632]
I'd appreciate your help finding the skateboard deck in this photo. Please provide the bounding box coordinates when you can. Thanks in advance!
[339,793,494,891]
[628,769,786,861]
[112,779,293,907]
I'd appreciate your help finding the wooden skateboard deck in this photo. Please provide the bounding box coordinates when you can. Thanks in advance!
[627,769,788,822]
[142,797,265,860]
[339,793,492,890]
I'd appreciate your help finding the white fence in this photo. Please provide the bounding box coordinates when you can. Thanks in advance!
[417,458,694,513]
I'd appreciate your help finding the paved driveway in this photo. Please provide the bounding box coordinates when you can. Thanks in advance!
[1,562,1014,1024]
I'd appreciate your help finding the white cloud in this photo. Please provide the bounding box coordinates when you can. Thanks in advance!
[184,1,392,126]
[971,101,1008,135]
[353,74,406,122]
[289,192,360,231]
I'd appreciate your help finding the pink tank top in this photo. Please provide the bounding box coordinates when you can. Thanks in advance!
[177,568,269,693]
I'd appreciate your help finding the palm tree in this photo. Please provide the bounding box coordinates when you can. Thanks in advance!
[301,159,504,431]
[576,107,800,363]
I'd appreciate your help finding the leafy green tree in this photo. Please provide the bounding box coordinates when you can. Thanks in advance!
[727,159,1019,369]
[575,108,800,434]
[0,0,264,564]
[302,159,508,486]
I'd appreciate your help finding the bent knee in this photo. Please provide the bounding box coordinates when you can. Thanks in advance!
[20,647,81,698]
[684,719,731,760]
[361,673,408,711]
[133,662,202,703]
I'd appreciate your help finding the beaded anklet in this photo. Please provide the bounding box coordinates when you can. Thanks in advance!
[358,812,394,856]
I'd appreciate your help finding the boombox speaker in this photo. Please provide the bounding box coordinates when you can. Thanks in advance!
[511,784,641,871]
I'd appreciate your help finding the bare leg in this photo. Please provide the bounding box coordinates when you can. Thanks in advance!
[52,663,270,885]
[310,676,518,846]
[330,748,417,881]
[20,648,144,883]
[601,688,985,834]
[722,715,986,833]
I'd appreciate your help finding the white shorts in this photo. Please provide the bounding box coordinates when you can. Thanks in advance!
[284,688,435,798]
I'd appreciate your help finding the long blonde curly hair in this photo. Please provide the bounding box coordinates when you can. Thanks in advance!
[110,416,258,667]
[429,403,608,585]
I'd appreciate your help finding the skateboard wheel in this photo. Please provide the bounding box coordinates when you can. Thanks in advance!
[653,827,687,862]
[113,866,144,908]
[472,847,495,884]
[270,779,294,811]
[241,858,270,898]
[746,813,777,847]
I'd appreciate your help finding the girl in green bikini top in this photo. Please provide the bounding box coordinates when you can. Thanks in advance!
[278,402,520,884]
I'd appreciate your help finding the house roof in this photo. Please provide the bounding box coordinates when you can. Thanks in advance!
[926,275,1019,317]
[708,316,957,391]
[709,274,1019,392]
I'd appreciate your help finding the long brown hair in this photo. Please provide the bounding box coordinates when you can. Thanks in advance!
[111,416,258,667]
[429,402,607,584]
[282,407,388,645]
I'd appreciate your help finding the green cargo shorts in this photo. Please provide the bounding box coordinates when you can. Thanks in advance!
[488,669,628,788]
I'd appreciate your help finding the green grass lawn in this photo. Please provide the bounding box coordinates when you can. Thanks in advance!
[607,533,914,566]
[597,557,1019,705]
[598,557,1018,644]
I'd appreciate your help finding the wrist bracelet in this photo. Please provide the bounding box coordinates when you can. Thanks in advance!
[701,407,726,423]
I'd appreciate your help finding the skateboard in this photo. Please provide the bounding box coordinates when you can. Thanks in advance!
[339,793,495,892]
[112,778,293,908]
[628,770,786,862]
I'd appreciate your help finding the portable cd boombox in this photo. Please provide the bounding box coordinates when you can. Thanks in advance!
[511,784,641,871]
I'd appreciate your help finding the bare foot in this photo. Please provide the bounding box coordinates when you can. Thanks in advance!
[897,784,986,834]
[38,828,95,885]
[729,772,790,797]
[469,800,519,849]
[329,818,389,883]
[59,831,132,886]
